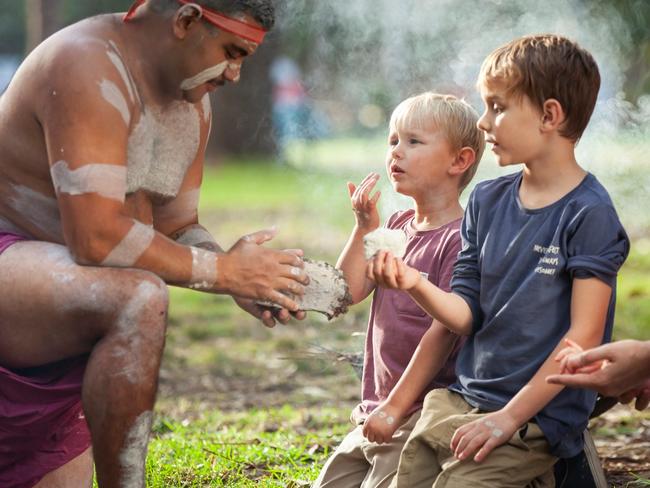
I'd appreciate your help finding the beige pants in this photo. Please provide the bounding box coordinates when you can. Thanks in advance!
[312,410,421,488]
[391,389,557,488]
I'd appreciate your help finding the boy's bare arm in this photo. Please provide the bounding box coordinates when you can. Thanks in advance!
[337,173,381,303]
[450,277,612,462]
[368,252,473,335]
[363,321,458,443]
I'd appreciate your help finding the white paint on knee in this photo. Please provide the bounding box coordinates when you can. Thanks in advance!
[127,103,200,199]
[99,79,131,126]
[8,185,61,240]
[120,410,153,488]
[152,188,200,222]
[176,226,215,247]
[189,247,217,290]
[180,61,228,91]
[102,221,155,267]
[201,94,211,123]
[51,161,127,202]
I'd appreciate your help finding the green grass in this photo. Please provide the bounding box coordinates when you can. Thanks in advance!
[122,140,650,486]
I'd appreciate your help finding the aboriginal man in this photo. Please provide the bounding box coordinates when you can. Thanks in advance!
[0,1,308,487]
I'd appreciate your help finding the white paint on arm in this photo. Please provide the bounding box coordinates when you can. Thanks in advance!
[189,247,218,290]
[50,161,127,202]
[101,221,155,267]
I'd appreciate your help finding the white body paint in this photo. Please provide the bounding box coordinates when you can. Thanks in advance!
[189,247,217,289]
[126,103,201,199]
[101,221,155,267]
[106,42,137,103]
[8,185,61,240]
[176,226,214,247]
[180,61,228,91]
[153,189,200,222]
[51,161,127,202]
[201,94,211,124]
[99,79,131,126]
[120,410,153,488]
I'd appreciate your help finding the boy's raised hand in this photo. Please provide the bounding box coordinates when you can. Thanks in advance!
[348,172,381,232]
[362,402,402,444]
[367,251,421,290]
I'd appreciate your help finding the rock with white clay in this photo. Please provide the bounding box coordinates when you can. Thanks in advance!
[257,259,352,319]
[363,228,407,259]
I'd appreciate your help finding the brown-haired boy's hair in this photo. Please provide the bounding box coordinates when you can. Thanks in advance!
[478,34,600,142]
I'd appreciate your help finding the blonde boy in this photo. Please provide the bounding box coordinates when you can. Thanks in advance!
[369,35,629,487]
[313,93,484,488]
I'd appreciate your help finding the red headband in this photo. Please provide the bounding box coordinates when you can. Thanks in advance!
[122,0,267,44]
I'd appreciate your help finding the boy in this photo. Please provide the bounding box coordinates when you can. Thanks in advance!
[368,34,630,487]
[313,92,484,488]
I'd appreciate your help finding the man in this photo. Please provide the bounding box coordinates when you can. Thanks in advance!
[0,1,307,486]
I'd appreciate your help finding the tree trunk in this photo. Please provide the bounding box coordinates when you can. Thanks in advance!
[25,0,64,54]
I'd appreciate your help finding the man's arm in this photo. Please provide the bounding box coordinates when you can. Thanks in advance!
[363,321,458,443]
[41,45,306,309]
[450,277,612,462]
[336,173,381,303]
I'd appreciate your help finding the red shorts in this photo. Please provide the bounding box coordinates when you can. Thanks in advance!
[0,233,92,488]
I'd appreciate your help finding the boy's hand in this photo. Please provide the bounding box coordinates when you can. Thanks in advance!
[362,403,402,444]
[348,172,381,233]
[367,251,421,290]
[450,410,520,463]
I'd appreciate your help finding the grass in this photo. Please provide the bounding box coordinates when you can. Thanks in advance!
[104,138,650,486]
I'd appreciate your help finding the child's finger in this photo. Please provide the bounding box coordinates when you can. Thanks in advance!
[347,181,356,199]
[370,190,381,206]
[563,338,583,351]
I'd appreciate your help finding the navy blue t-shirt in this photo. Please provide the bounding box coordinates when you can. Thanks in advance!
[450,172,629,458]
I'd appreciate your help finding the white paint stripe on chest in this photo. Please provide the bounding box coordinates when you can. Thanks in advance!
[201,94,211,124]
[51,161,126,202]
[189,247,217,289]
[99,79,131,126]
[102,221,155,267]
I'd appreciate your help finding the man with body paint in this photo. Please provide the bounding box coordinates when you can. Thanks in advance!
[0,1,307,487]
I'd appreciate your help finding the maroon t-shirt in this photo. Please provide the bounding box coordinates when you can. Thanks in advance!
[352,210,463,423]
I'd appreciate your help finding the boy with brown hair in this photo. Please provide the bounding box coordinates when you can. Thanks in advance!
[369,35,630,487]
[313,92,484,488]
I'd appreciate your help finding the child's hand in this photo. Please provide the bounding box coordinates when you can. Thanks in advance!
[450,409,520,463]
[362,403,402,444]
[348,173,381,233]
[367,251,421,290]
[555,338,606,374]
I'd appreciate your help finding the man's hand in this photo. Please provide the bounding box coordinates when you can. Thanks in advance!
[367,251,421,290]
[547,339,650,410]
[348,173,381,233]
[450,409,520,463]
[233,296,306,328]
[218,228,309,311]
[362,402,403,444]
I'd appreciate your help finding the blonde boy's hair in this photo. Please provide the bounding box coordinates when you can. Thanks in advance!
[389,92,485,192]
[478,34,600,142]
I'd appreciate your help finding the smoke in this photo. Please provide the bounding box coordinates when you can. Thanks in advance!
[275,0,650,232]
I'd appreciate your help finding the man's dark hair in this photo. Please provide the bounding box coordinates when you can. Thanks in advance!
[150,0,275,30]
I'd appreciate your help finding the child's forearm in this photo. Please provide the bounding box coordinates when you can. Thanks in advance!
[408,278,474,335]
[385,322,458,414]
[337,226,375,303]
[504,277,612,425]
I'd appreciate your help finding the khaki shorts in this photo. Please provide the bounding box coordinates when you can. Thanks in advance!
[312,410,421,488]
[391,389,557,488]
